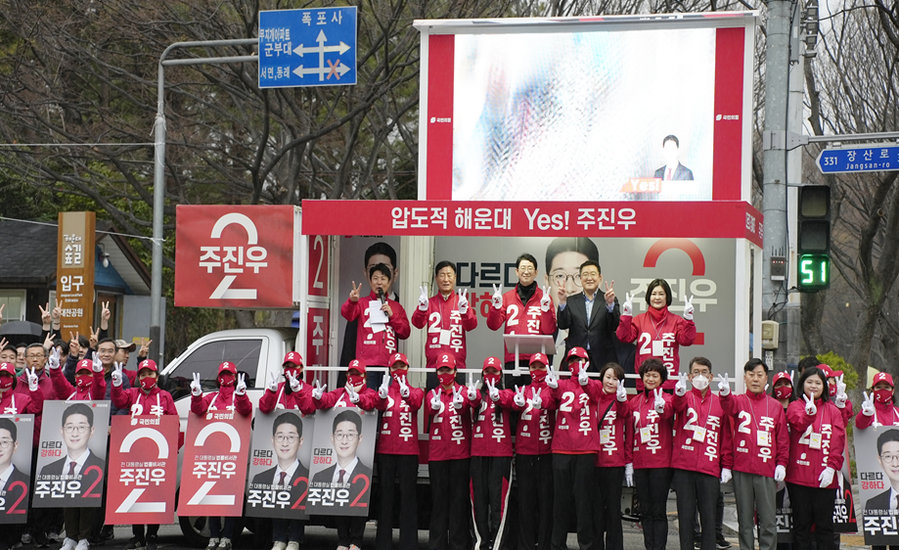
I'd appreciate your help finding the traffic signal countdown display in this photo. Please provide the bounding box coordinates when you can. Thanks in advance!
[797,185,831,291]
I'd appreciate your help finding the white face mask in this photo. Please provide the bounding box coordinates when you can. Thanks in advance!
[692,375,710,391]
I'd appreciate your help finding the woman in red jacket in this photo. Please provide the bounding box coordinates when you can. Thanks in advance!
[615,278,696,391]
[858,372,899,429]
[594,362,630,550]
[626,358,674,550]
[786,367,846,550]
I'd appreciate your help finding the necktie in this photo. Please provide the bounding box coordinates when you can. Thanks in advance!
[666,167,673,181]
[338,469,345,484]
[68,461,77,476]
[279,472,287,487]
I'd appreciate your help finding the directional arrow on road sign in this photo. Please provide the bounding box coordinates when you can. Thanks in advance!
[293,30,351,57]
[817,144,899,174]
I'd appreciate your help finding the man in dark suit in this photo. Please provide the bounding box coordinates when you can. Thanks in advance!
[653,134,695,181]
[0,417,30,496]
[38,403,106,485]
[556,260,620,371]
[866,429,899,513]
[311,410,372,502]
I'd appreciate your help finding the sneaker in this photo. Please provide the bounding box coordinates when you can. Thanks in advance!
[60,538,78,550]
[348,545,361,550]
[716,539,732,550]
[21,535,32,545]
[216,538,231,550]
[693,542,701,550]
[336,546,349,550]
[48,534,61,544]
[286,543,299,550]
[144,537,156,550]
[75,540,90,550]
[270,543,286,550]
[123,538,144,550]
[205,540,219,550]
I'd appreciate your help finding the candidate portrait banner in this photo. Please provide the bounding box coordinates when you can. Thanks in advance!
[177,408,252,517]
[855,425,899,545]
[0,415,34,523]
[105,415,179,525]
[306,407,376,517]
[246,410,315,519]
[34,401,110,508]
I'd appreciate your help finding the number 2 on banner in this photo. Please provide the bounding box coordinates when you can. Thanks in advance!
[350,474,370,508]
[83,466,104,499]
[3,481,28,514]
[291,477,309,510]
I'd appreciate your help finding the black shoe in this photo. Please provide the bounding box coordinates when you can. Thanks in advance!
[145,537,157,550]
[124,538,144,550]
[100,528,115,542]
[33,533,49,549]
[88,538,105,547]
[716,539,732,550]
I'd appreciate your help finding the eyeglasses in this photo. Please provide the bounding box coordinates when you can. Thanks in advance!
[551,271,582,288]
[274,434,299,443]
[0,439,13,449]
[27,353,45,359]
[63,424,89,434]
[333,432,359,442]
[882,454,899,464]
[517,265,535,273]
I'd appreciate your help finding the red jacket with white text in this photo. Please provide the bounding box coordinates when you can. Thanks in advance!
[510,382,555,455]
[627,390,675,469]
[856,401,899,430]
[719,390,789,477]
[375,382,424,455]
[672,388,733,476]
[616,308,695,391]
[427,383,472,461]
[595,390,630,467]
[470,389,515,457]
[785,398,845,489]
[486,286,557,364]
[190,386,253,417]
[259,382,316,415]
[546,377,603,453]
[411,293,478,370]
[341,293,411,366]
[314,386,379,412]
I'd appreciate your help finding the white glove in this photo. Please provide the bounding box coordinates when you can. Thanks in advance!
[545,367,559,389]
[48,347,61,370]
[235,373,247,396]
[347,383,360,404]
[774,465,786,482]
[430,389,441,411]
[312,379,326,401]
[540,286,552,313]
[190,372,203,397]
[418,286,429,312]
[616,380,628,403]
[112,363,124,388]
[378,374,390,399]
[529,387,543,409]
[97,359,112,374]
[466,373,481,401]
[721,468,732,484]
[287,371,302,392]
[683,294,694,321]
[452,386,465,409]
[718,372,730,396]
[27,368,39,392]
[675,372,688,397]
[622,292,633,317]
[803,393,817,416]
[457,288,469,315]
[398,375,411,399]
[487,378,500,402]
[653,388,666,414]
[625,463,634,487]
[266,372,278,392]
[862,391,876,417]
[818,466,835,488]
[513,385,526,408]
[834,374,847,408]
[92,351,101,373]
[491,284,503,309]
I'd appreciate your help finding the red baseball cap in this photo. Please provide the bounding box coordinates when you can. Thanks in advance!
[817,364,833,378]
[218,362,237,375]
[772,371,792,385]
[482,356,501,371]
[0,362,15,376]
[282,352,304,367]
[390,353,409,367]
[348,359,367,374]
[566,347,588,361]
[435,354,456,370]
[873,372,894,387]
[529,353,548,367]
[76,359,93,373]
[138,359,158,373]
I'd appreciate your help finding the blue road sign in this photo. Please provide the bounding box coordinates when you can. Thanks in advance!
[816,144,899,174]
[258,7,357,88]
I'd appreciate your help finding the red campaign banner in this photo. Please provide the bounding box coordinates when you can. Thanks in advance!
[307,235,330,297]
[300,200,764,247]
[105,415,179,525]
[306,307,330,367]
[175,205,295,308]
[177,410,252,517]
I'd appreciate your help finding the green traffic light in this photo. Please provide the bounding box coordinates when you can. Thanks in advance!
[797,254,830,291]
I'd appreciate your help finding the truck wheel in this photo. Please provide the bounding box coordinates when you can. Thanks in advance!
[178,515,212,548]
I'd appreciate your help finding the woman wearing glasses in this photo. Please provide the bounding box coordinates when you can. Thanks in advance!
[785,367,846,550]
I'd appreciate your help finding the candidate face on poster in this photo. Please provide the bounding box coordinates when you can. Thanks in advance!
[177,409,252,517]
[34,401,109,508]
[306,407,376,516]
[856,427,899,545]
[0,415,34,523]
[247,410,314,519]
[105,415,179,525]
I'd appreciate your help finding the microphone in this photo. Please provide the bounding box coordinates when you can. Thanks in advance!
[377,288,385,303]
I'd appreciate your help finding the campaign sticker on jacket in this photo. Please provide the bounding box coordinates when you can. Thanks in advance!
[855,425,899,546]
[306,407,377,517]
[34,401,109,508]
[105,415,179,525]
[0,414,34,523]
[177,409,252,517]
[246,410,315,520]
